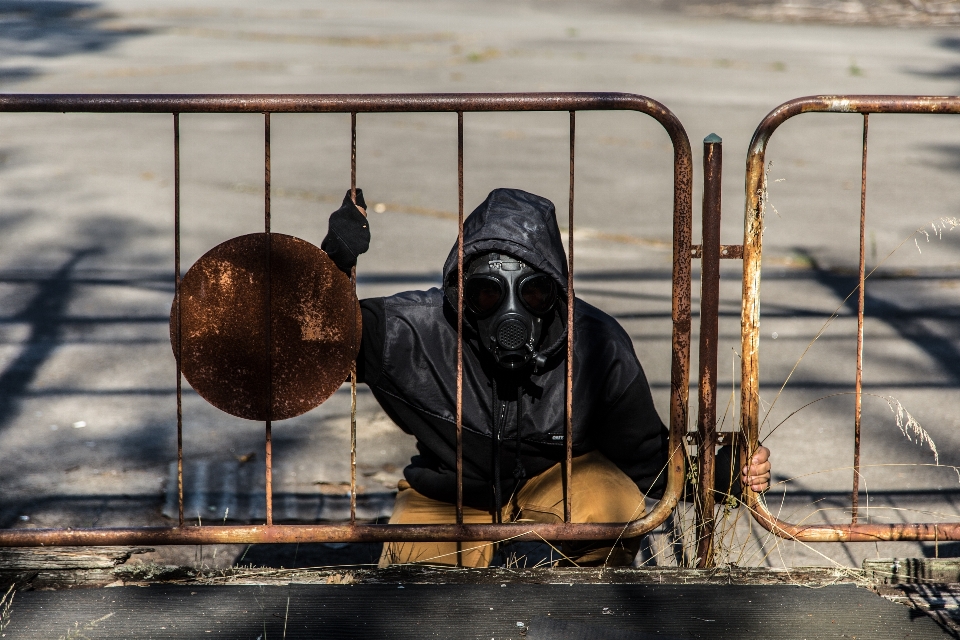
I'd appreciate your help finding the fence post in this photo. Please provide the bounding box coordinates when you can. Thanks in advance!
[696,133,722,568]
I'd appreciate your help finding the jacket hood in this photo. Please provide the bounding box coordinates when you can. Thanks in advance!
[442,188,568,301]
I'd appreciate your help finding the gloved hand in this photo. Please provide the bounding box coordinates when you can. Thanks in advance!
[321,189,370,275]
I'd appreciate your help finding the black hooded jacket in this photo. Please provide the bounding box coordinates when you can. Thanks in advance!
[357,189,668,509]
[349,188,724,511]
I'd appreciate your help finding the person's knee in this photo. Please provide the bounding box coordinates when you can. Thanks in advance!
[515,452,645,524]
[573,489,644,523]
[569,454,645,523]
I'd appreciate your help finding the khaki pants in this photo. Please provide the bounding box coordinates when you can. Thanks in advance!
[379,451,645,568]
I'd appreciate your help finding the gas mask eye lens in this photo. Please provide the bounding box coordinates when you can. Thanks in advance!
[518,274,556,315]
[464,275,504,316]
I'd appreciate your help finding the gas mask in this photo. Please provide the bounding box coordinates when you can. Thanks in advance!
[461,252,558,371]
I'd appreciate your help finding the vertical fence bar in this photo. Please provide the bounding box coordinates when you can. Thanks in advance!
[350,368,357,525]
[264,112,273,526]
[740,140,765,507]
[456,112,465,529]
[696,134,722,568]
[564,111,575,524]
[852,113,869,524]
[350,111,358,526]
[351,112,357,204]
[174,113,184,528]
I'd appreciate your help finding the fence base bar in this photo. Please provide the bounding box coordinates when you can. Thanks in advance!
[0,517,681,547]
[748,501,960,542]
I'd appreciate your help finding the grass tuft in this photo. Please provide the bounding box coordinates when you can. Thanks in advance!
[883,396,939,464]
[0,584,14,633]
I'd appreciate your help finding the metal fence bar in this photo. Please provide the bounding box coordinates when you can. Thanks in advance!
[456,111,465,530]
[564,110,575,524]
[264,112,274,527]
[0,92,691,547]
[350,367,358,527]
[173,112,184,528]
[741,95,960,542]
[351,112,357,203]
[350,111,359,526]
[696,134,722,567]
[667,114,694,542]
[0,93,689,115]
[455,111,466,567]
[852,113,869,525]
[0,522,735,546]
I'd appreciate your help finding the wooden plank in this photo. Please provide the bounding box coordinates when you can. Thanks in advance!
[0,547,151,570]
[2,583,951,639]
[865,558,960,585]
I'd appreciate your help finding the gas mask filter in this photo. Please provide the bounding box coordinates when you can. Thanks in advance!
[462,252,557,371]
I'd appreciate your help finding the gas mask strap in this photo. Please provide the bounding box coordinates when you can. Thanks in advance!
[513,382,526,481]
[491,376,503,523]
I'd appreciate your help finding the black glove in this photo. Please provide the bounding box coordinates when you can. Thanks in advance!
[321,189,370,275]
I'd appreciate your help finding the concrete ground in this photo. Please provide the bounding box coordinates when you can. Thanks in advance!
[1,0,960,569]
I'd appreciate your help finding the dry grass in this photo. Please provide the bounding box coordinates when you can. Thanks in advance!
[0,585,14,633]
[58,613,115,640]
[884,396,940,464]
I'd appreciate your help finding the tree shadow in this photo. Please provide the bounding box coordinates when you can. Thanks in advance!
[927,142,960,173]
[0,213,165,437]
[0,212,178,527]
[0,1,152,85]
[0,246,101,433]
[908,36,960,81]
[790,247,960,384]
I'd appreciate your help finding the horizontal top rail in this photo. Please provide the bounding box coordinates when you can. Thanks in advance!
[0,91,676,116]
[747,94,960,155]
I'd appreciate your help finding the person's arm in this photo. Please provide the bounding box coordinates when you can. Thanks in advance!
[593,370,671,498]
[320,188,383,383]
[355,298,385,386]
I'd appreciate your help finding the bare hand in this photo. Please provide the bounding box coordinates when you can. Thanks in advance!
[741,445,771,493]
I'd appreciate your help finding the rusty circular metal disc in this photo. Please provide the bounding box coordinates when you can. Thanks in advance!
[171,233,360,421]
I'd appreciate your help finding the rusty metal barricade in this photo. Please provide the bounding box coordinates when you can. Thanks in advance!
[0,93,692,548]
[733,95,960,543]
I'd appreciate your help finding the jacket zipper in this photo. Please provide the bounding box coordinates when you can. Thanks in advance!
[492,398,507,520]
[497,402,506,442]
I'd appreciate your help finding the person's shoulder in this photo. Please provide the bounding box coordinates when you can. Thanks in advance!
[382,289,449,329]
[382,288,444,309]
[572,298,643,388]
[574,297,633,346]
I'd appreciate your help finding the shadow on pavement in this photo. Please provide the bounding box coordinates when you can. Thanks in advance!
[791,247,960,385]
[911,36,960,82]
[0,1,151,85]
